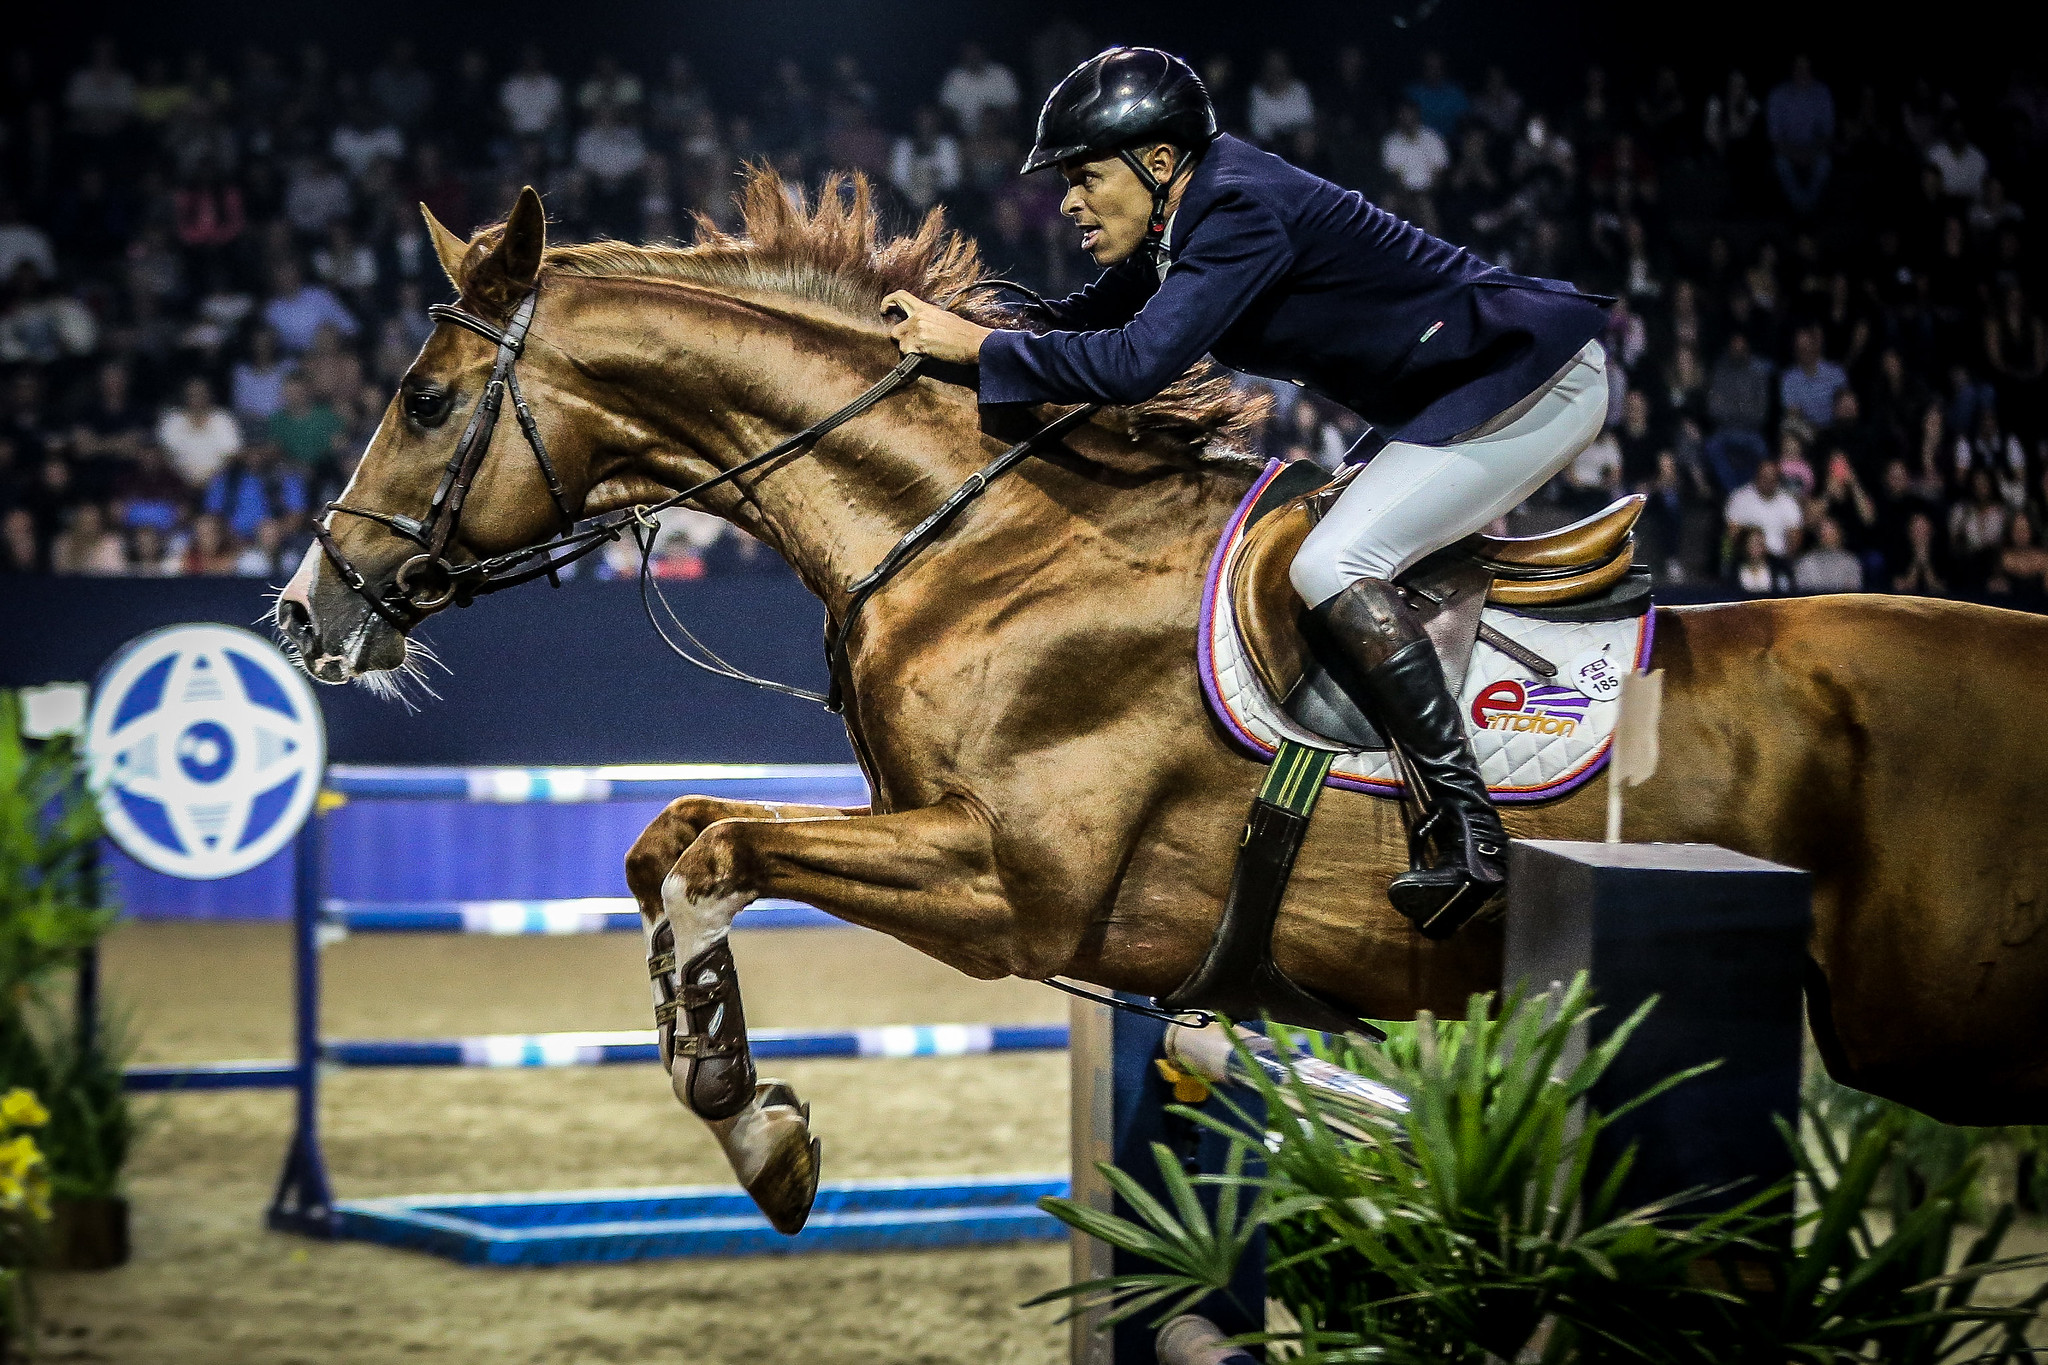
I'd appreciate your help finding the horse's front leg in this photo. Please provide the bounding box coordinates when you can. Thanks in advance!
[624,798,1005,1234]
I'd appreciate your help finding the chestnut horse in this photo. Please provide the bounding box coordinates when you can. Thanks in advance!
[279,173,2048,1233]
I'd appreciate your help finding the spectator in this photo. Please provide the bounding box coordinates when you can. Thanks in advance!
[1029,20,1096,103]
[64,38,137,139]
[1948,468,2009,587]
[1811,449,1877,548]
[1725,457,1805,558]
[937,42,1019,137]
[574,102,648,185]
[1925,118,1989,202]
[821,97,891,178]
[284,156,353,236]
[312,222,377,301]
[70,359,151,471]
[262,259,357,354]
[1730,526,1788,594]
[203,439,307,543]
[1381,102,1449,222]
[49,503,127,575]
[1636,447,1712,580]
[269,374,345,470]
[889,107,961,211]
[330,95,404,181]
[1985,284,2047,435]
[577,53,643,116]
[500,44,564,140]
[2,507,40,573]
[1471,65,1524,139]
[124,523,181,576]
[1969,177,2024,242]
[157,375,243,488]
[0,197,58,281]
[1986,512,2048,605]
[0,263,98,365]
[1892,510,1948,594]
[111,443,191,533]
[1247,51,1314,148]
[234,516,291,578]
[1779,324,1848,434]
[1705,331,1774,488]
[1703,69,1761,157]
[232,326,296,422]
[1793,516,1865,592]
[1559,421,1623,510]
[181,512,239,575]
[368,40,435,131]
[1403,50,1469,142]
[1615,389,1660,482]
[1766,56,1834,216]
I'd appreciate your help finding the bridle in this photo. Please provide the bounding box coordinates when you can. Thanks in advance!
[317,292,578,630]
[313,284,1093,711]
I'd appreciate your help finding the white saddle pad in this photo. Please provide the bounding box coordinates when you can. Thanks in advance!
[1198,461,1653,804]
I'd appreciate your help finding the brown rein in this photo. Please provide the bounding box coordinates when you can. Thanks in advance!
[314,287,1096,711]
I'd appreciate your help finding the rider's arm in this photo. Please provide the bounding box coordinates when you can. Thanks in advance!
[1031,259,1158,332]
[979,194,1295,407]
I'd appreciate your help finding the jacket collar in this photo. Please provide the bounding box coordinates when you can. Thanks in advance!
[1162,133,1241,264]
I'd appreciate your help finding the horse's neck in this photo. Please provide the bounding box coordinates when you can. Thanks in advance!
[568,283,991,604]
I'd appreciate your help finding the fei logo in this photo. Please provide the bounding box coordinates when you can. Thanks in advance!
[85,624,326,880]
[1470,680,1593,737]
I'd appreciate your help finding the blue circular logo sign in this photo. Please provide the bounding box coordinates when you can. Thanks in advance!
[85,624,326,880]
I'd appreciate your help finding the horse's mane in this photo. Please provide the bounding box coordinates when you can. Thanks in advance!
[523,166,1269,457]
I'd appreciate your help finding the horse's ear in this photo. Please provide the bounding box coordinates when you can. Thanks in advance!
[466,186,548,316]
[421,203,471,290]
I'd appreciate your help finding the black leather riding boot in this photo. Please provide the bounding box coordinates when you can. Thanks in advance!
[1312,579,1508,938]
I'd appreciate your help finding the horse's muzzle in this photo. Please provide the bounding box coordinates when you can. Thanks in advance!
[277,543,410,683]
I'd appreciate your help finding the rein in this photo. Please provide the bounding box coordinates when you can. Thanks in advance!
[315,286,1096,711]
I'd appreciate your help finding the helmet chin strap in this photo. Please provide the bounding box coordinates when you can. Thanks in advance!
[1116,146,1197,264]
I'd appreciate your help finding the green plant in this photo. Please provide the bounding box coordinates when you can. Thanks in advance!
[0,690,133,1203]
[1038,978,2048,1363]
[0,691,114,996]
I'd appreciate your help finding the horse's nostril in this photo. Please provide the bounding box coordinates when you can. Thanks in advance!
[277,596,313,642]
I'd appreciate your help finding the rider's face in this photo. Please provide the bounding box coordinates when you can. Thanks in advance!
[1059,146,1176,267]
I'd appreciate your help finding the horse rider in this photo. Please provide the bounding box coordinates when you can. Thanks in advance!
[882,47,1611,938]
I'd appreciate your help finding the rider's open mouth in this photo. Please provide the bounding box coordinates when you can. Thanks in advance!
[1080,227,1102,251]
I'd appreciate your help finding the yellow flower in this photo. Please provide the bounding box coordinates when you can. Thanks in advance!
[0,1089,48,1128]
[0,1134,39,1179]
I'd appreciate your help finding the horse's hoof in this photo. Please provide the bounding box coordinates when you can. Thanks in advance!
[748,1128,824,1235]
[710,1080,822,1235]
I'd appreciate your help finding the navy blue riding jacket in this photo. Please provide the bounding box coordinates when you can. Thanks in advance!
[977,133,1610,446]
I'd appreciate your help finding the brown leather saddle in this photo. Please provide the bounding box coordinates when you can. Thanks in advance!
[1230,468,1650,751]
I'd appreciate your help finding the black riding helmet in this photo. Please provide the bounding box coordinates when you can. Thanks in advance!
[1022,47,1217,256]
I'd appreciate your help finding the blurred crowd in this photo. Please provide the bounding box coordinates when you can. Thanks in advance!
[0,31,2044,603]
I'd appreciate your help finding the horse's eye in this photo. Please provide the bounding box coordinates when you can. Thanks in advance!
[405,387,452,428]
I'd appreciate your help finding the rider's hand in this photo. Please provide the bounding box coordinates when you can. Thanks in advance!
[882,291,991,365]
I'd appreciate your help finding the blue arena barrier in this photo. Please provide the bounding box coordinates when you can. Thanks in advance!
[335,1174,1070,1265]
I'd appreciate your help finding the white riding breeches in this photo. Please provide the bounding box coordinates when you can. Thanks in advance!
[1289,340,1611,608]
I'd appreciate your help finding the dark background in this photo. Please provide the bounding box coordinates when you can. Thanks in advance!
[13,1,2016,129]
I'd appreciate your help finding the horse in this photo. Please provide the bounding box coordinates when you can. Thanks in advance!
[277,171,2048,1234]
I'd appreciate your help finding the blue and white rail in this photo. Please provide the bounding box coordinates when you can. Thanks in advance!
[319,897,842,935]
[128,762,1088,1265]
